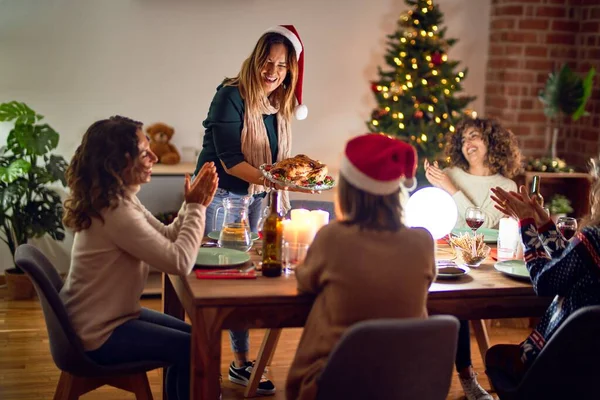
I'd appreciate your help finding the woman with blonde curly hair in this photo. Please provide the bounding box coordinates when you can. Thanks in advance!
[425,117,522,229]
[61,116,218,400]
[424,117,522,400]
[192,25,308,395]
[487,159,600,393]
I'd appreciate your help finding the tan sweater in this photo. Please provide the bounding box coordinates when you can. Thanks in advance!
[59,186,206,351]
[285,222,436,400]
[445,167,517,229]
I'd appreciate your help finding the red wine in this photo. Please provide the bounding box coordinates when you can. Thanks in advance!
[559,226,576,240]
[466,218,484,230]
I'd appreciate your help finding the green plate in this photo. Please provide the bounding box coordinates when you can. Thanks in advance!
[195,248,251,268]
[494,260,530,280]
[451,227,499,243]
[208,231,259,241]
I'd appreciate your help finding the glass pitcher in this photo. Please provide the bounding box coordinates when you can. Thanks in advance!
[214,197,253,252]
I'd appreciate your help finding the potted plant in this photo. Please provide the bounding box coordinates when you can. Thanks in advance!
[548,194,574,223]
[538,64,595,170]
[0,102,68,299]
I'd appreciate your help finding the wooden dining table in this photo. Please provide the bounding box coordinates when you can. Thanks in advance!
[162,242,552,400]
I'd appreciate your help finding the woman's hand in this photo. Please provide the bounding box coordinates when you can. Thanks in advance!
[185,162,218,206]
[424,160,458,195]
[491,185,550,226]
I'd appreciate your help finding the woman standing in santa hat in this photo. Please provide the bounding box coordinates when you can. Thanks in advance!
[286,133,437,400]
[192,25,307,395]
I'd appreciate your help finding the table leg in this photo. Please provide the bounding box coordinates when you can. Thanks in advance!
[244,328,282,398]
[162,274,185,400]
[471,319,491,362]
[191,308,223,400]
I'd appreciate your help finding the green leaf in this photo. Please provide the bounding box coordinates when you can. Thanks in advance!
[46,154,68,186]
[13,123,59,155]
[0,159,31,183]
[0,101,40,125]
[572,67,596,121]
[539,64,590,119]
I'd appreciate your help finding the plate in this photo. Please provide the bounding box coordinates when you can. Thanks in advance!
[452,227,499,243]
[436,265,470,280]
[494,260,530,280]
[208,231,259,242]
[259,164,336,191]
[195,248,251,268]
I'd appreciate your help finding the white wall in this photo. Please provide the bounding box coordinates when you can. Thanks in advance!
[0,0,490,272]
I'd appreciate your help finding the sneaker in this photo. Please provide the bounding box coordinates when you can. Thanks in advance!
[459,373,494,400]
[228,361,276,395]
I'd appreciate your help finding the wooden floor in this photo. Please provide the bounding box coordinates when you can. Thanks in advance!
[0,288,531,399]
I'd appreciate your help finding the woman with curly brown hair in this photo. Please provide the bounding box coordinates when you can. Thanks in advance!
[60,116,218,400]
[425,117,522,229]
[424,117,522,400]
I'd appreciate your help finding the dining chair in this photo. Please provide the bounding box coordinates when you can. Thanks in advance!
[485,305,600,400]
[315,316,460,400]
[14,244,167,400]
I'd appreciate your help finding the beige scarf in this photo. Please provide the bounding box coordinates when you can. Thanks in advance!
[240,94,292,212]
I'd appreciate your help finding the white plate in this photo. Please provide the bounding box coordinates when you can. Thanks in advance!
[195,248,251,268]
[259,164,336,191]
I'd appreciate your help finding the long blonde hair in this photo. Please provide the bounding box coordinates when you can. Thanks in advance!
[581,158,600,229]
[224,32,298,122]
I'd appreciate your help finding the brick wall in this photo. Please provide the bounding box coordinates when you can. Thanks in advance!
[485,0,600,169]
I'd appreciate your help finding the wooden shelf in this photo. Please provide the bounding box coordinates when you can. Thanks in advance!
[152,162,196,177]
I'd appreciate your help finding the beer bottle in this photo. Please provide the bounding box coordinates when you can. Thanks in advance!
[261,190,283,277]
[531,175,544,206]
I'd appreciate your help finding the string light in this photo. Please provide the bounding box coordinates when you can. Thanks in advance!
[428,32,434,37]
[394,57,401,65]
[433,25,438,31]
[435,117,441,123]
[414,20,420,25]
[420,30,426,36]
[458,71,465,78]
[401,37,407,43]
[402,85,408,90]
[425,55,432,61]
[449,125,455,132]
[412,63,418,69]
[441,79,447,84]
[410,40,416,45]
[421,134,428,142]
[428,105,434,112]
[442,54,448,62]
[393,96,399,101]
[444,89,450,95]
[422,78,428,85]
[455,77,461,82]
[399,122,405,129]
[472,111,478,118]
[400,51,407,57]
[406,74,412,80]
[432,97,438,103]
[443,113,448,119]
[385,106,390,111]
[383,86,389,92]
[407,81,413,88]
[410,135,416,141]
[438,143,443,148]
[372,120,379,126]
[392,113,398,118]
[422,7,428,13]
[432,70,438,76]
[383,93,389,98]
[399,112,405,119]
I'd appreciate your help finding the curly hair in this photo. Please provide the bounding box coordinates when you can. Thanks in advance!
[444,118,522,179]
[63,116,143,231]
[580,157,600,229]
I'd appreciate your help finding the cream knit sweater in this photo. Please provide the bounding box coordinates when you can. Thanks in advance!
[60,186,205,351]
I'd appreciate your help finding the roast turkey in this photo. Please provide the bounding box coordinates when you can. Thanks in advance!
[269,154,328,184]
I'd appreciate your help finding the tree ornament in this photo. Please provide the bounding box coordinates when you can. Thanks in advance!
[414,110,424,119]
[371,82,380,93]
[431,52,443,66]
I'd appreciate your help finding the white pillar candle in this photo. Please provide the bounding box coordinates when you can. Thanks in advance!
[498,217,520,259]
[296,218,317,245]
[310,210,329,232]
[291,208,310,222]
[282,219,297,244]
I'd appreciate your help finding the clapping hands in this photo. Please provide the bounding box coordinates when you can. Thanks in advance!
[490,185,551,227]
[185,162,218,206]
[424,159,458,195]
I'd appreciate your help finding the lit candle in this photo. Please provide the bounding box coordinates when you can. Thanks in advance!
[291,208,310,222]
[296,218,316,245]
[310,210,329,232]
[282,219,297,244]
[498,217,519,260]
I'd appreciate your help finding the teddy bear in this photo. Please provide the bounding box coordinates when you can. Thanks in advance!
[146,122,181,165]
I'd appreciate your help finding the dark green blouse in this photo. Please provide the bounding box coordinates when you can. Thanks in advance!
[194,85,279,195]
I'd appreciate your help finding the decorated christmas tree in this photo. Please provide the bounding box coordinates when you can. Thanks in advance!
[368,0,476,164]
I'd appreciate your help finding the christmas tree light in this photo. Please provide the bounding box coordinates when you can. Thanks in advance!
[367,0,477,168]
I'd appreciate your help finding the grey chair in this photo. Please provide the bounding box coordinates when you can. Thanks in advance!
[316,316,460,400]
[14,244,167,400]
[485,305,600,400]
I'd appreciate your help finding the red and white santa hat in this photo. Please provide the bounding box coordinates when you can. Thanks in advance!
[340,134,418,195]
[264,25,307,120]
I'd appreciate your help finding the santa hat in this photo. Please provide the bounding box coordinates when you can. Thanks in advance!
[340,134,418,195]
[264,25,307,120]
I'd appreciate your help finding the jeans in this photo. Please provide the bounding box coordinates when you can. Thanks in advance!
[86,308,191,400]
[205,188,265,354]
[455,319,472,371]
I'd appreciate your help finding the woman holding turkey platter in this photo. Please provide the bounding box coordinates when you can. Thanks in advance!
[192,24,315,395]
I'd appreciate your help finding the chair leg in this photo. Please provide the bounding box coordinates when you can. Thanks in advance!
[53,372,78,400]
[244,328,282,398]
[53,371,153,400]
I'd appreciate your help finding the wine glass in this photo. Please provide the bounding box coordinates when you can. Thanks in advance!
[283,242,309,274]
[465,207,485,256]
[556,217,577,241]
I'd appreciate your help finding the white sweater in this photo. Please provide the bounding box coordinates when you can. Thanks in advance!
[445,167,517,229]
[60,186,205,351]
